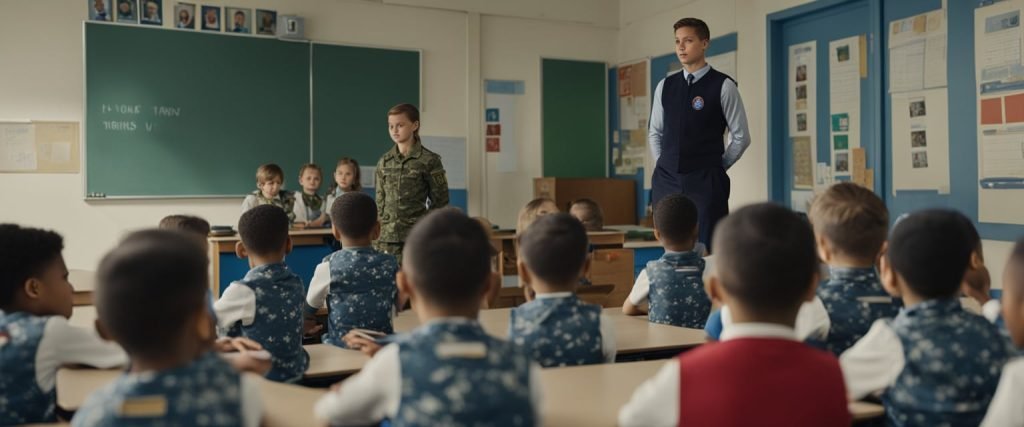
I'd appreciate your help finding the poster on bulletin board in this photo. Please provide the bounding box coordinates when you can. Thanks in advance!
[615,59,649,176]
[975,0,1024,225]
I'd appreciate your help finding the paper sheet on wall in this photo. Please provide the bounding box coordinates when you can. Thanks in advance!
[485,80,523,173]
[792,136,813,189]
[975,0,1024,224]
[889,9,947,93]
[789,42,816,139]
[829,36,862,178]
[617,60,649,175]
[891,88,951,194]
[421,136,467,189]
[0,122,37,172]
[33,121,80,173]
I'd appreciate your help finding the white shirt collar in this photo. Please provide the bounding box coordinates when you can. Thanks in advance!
[682,63,712,83]
[720,322,797,342]
[534,291,574,300]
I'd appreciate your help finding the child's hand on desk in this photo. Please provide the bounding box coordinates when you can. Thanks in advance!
[216,338,272,375]
[303,317,324,336]
[292,222,308,230]
[342,331,383,357]
[308,216,327,228]
[215,337,263,353]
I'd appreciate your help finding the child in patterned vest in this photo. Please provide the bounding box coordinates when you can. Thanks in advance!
[808,182,901,355]
[304,192,402,348]
[842,210,1012,427]
[214,205,309,383]
[73,230,261,426]
[619,203,850,427]
[982,237,1024,426]
[509,213,616,367]
[622,194,711,328]
[0,225,126,425]
[292,163,328,228]
[240,163,297,225]
[316,209,541,426]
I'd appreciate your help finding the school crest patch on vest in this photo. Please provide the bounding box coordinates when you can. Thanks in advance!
[692,96,705,110]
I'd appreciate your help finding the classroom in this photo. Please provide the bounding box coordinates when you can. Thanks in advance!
[3,0,1024,426]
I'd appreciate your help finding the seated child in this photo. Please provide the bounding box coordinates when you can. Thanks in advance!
[618,203,850,427]
[304,192,401,348]
[516,197,559,234]
[808,182,900,355]
[981,237,1024,426]
[316,209,541,425]
[324,157,362,222]
[569,198,604,231]
[158,214,272,375]
[240,163,297,225]
[623,194,710,329]
[72,230,260,426]
[509,213,615,367]
[841,209,1012,426]
[292,163,328,228]
[214,205,309,383]
[0,225,126,425]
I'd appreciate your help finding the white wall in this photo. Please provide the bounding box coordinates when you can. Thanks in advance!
[1,0,614,270]
[616,0,1015,287]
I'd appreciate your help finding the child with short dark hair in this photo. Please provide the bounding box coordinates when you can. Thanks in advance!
[73,230,260,426]
[982,237,1024,426]
[240,163,297,224]
[509,213,615,367]
[569,198,604,231]
[622,194,710,328]
[841,210,1011,426]
[304,192,401,348]
[808,182,900,355]
[0,225,126,425]
[158,214,211,237]
[214,205,309,383]
[315,209,540,425]
[619,203,850,426]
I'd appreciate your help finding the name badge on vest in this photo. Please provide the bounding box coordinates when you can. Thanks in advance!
[692,96,705,111]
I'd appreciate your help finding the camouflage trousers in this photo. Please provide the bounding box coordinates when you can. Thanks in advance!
[374,241,405,265]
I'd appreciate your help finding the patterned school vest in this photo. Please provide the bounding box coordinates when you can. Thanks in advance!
[509,295,604,367]
[71,352,243,427]
[645,251,710,328]
[250,189,297,223]
[0,311,54,425]
[322,247,399,348]
[395,320,535,427]
[884,298,1012,427]
[816,267,901,356]
[299,192,324,222]
[232,262,309,383]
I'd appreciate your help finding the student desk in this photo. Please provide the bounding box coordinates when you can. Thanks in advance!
[393,307,707,357]
[69,269,95,306]
[55,368,327,426]
[540,360,885,426]
[207,228,335,296]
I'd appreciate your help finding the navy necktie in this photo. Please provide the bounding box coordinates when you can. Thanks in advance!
[687,73,695,86]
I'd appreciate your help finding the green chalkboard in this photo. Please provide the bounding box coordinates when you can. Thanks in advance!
[312,43,420,173]
[542,58,607,178]
[85,22,310,197]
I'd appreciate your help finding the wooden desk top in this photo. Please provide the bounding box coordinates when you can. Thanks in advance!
[540,360,884,426]
[207,227,333,243]
[394,307,707,355]
[56,368,326,426]
[303,343,369,378]
[623,240,662,249]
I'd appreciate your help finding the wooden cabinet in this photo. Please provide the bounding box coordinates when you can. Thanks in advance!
[533,177,637,225]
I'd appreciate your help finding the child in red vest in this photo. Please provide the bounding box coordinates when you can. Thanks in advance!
[618,203,850,427]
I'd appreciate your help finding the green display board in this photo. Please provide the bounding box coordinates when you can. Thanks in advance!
[542,58,607,178]
[312,43,420,173]
[85,23,311,197]
[84,23,421,198]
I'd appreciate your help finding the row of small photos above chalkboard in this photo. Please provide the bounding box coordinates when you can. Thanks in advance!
[88,0,282,36]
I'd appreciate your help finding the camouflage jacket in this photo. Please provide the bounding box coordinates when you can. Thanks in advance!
[375,142,449,242]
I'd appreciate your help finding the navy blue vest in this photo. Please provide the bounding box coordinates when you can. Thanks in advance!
[395,320,535,426]
[659,68,732,174]
[645,251,710,328]
[321,247,399,348]
[0,311,55,424]
[72,351,244,426]
[883,298,1011,427]
[509,294,605,367]
[231,263,309,383]
[816,267,901,356]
